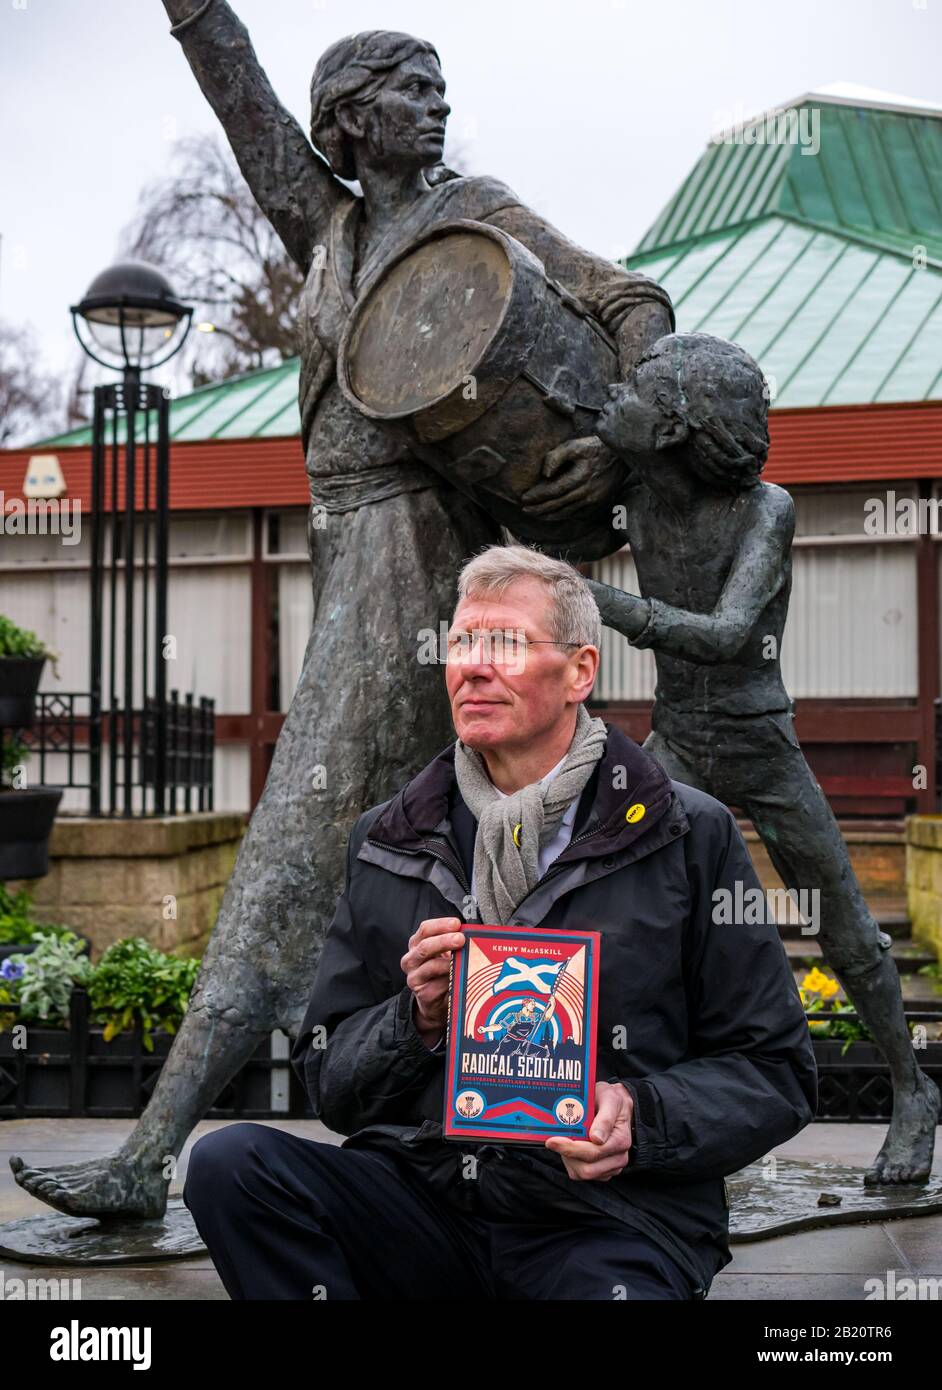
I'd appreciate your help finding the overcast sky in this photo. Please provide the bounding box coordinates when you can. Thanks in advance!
[2,0,939,384]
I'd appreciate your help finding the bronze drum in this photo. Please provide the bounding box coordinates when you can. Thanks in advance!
[336,219,623,557]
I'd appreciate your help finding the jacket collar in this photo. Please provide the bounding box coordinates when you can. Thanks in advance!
[366,721,684,865]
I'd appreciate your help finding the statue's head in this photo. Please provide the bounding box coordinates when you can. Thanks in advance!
[597,333,769,493]
[310,30,449,180]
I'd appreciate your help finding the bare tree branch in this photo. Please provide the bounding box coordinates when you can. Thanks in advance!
[0,320,62,447]
[120,133,304,386]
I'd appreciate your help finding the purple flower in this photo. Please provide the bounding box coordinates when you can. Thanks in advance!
[1,958,25,982]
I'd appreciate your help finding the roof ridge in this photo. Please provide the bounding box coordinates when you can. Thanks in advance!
[630,212,942,272]
[709,88,942,145]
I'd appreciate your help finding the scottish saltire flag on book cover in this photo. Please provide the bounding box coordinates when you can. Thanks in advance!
[443,925,600,1144]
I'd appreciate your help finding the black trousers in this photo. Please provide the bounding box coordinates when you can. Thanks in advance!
[182,1121,696,1301]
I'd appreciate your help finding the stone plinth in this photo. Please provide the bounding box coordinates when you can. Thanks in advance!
[9,813,247,959]
[906,815,942,961]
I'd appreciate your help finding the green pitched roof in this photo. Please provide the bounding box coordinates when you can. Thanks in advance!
[630,90,942,408]
[35,357,302,449]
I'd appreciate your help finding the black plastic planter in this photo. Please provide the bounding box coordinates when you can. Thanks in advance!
[0,786,64,879]
[0,941,39,965]
[812,1039,942,1121]
[0,989,315,1120]
[0,655,46,728]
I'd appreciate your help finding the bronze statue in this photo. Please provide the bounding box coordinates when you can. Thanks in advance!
[544,332,937,1185]
[9,2,671,1219]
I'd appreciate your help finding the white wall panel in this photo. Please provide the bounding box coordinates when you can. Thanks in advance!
[277,563,314,711]
[165,566,251,712]
[0,566,91,690]
[588,551,656,702]
[781,545,916,697]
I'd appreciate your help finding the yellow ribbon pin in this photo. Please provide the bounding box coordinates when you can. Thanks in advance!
[512,823,522,847]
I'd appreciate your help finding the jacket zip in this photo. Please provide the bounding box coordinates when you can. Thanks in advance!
[366,836,471,895]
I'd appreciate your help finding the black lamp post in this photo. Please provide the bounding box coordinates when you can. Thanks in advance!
[71,260,203,816]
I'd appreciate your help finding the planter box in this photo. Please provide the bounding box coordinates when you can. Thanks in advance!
[0,786,64,879]
[0,655,46,728]
[812,1039,942,1122]
[0,989,314,1120]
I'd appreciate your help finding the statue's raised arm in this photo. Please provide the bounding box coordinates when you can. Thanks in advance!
[160,0,347,272]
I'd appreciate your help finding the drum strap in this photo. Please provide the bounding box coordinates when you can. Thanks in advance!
[311,460,442,514]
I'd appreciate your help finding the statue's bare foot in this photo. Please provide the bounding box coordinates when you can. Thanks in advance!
[9,1150,169,1220]
[863,1073,941,1185]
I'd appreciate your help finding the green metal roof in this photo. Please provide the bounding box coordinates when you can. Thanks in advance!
[35,357,302,449]
[638,96,942,264]
[630,92,942,407]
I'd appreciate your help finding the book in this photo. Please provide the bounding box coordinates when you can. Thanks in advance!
[442,924,600,1145]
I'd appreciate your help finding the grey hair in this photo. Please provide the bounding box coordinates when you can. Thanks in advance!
[456,544,602,650]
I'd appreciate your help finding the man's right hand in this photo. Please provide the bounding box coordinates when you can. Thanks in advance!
[401,917,465,1044]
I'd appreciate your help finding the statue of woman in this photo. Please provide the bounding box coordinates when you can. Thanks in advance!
[10,1,672,1218]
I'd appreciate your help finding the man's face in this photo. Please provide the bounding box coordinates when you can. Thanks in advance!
[353,54,450,172]
[596,359,675,461]
[445,577,598,755]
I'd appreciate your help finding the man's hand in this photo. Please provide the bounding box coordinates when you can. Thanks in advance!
[401,917,465,1045]
[544,1080,633,1181]
[521,436,626,518]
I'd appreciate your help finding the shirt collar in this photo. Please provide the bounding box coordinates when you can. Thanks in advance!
[491,752,579,826]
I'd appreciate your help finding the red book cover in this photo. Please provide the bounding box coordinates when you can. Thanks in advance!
[443,924,600,1145]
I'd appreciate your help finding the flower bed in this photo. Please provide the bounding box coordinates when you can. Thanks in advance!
[0,894,314,1119]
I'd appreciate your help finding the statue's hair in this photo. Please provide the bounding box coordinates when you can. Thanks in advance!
[639,333,769,491]
[310,30,441,179]
[456,544,602,651]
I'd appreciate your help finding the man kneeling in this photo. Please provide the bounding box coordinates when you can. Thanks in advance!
[183,544,817,1300]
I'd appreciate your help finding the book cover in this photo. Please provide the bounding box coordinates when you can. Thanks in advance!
[442,924,600,1144]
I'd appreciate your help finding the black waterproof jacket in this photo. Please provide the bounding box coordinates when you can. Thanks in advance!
[290,723,817,1296]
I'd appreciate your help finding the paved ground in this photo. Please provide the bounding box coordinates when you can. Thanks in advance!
[1,1118,940,1300]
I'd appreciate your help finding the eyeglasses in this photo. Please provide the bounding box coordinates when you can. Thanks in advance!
[444,629,583,665]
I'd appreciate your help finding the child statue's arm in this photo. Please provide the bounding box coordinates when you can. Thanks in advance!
[589,488,795,664]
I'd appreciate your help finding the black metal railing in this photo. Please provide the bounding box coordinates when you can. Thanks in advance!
[6,689,215,816]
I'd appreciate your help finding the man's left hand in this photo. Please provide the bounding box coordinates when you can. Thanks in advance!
[544,1080,633,1181]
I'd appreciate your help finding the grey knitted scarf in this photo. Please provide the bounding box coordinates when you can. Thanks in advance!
[454,703,608,925]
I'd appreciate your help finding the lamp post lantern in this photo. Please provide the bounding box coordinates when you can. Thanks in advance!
[71,260,192,382]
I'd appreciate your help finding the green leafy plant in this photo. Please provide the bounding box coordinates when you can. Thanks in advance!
[0,614,48,660]
[0,614,60,678]
[87,938,201,1053]
[0,882,78,946]
[3,931,93,1030]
